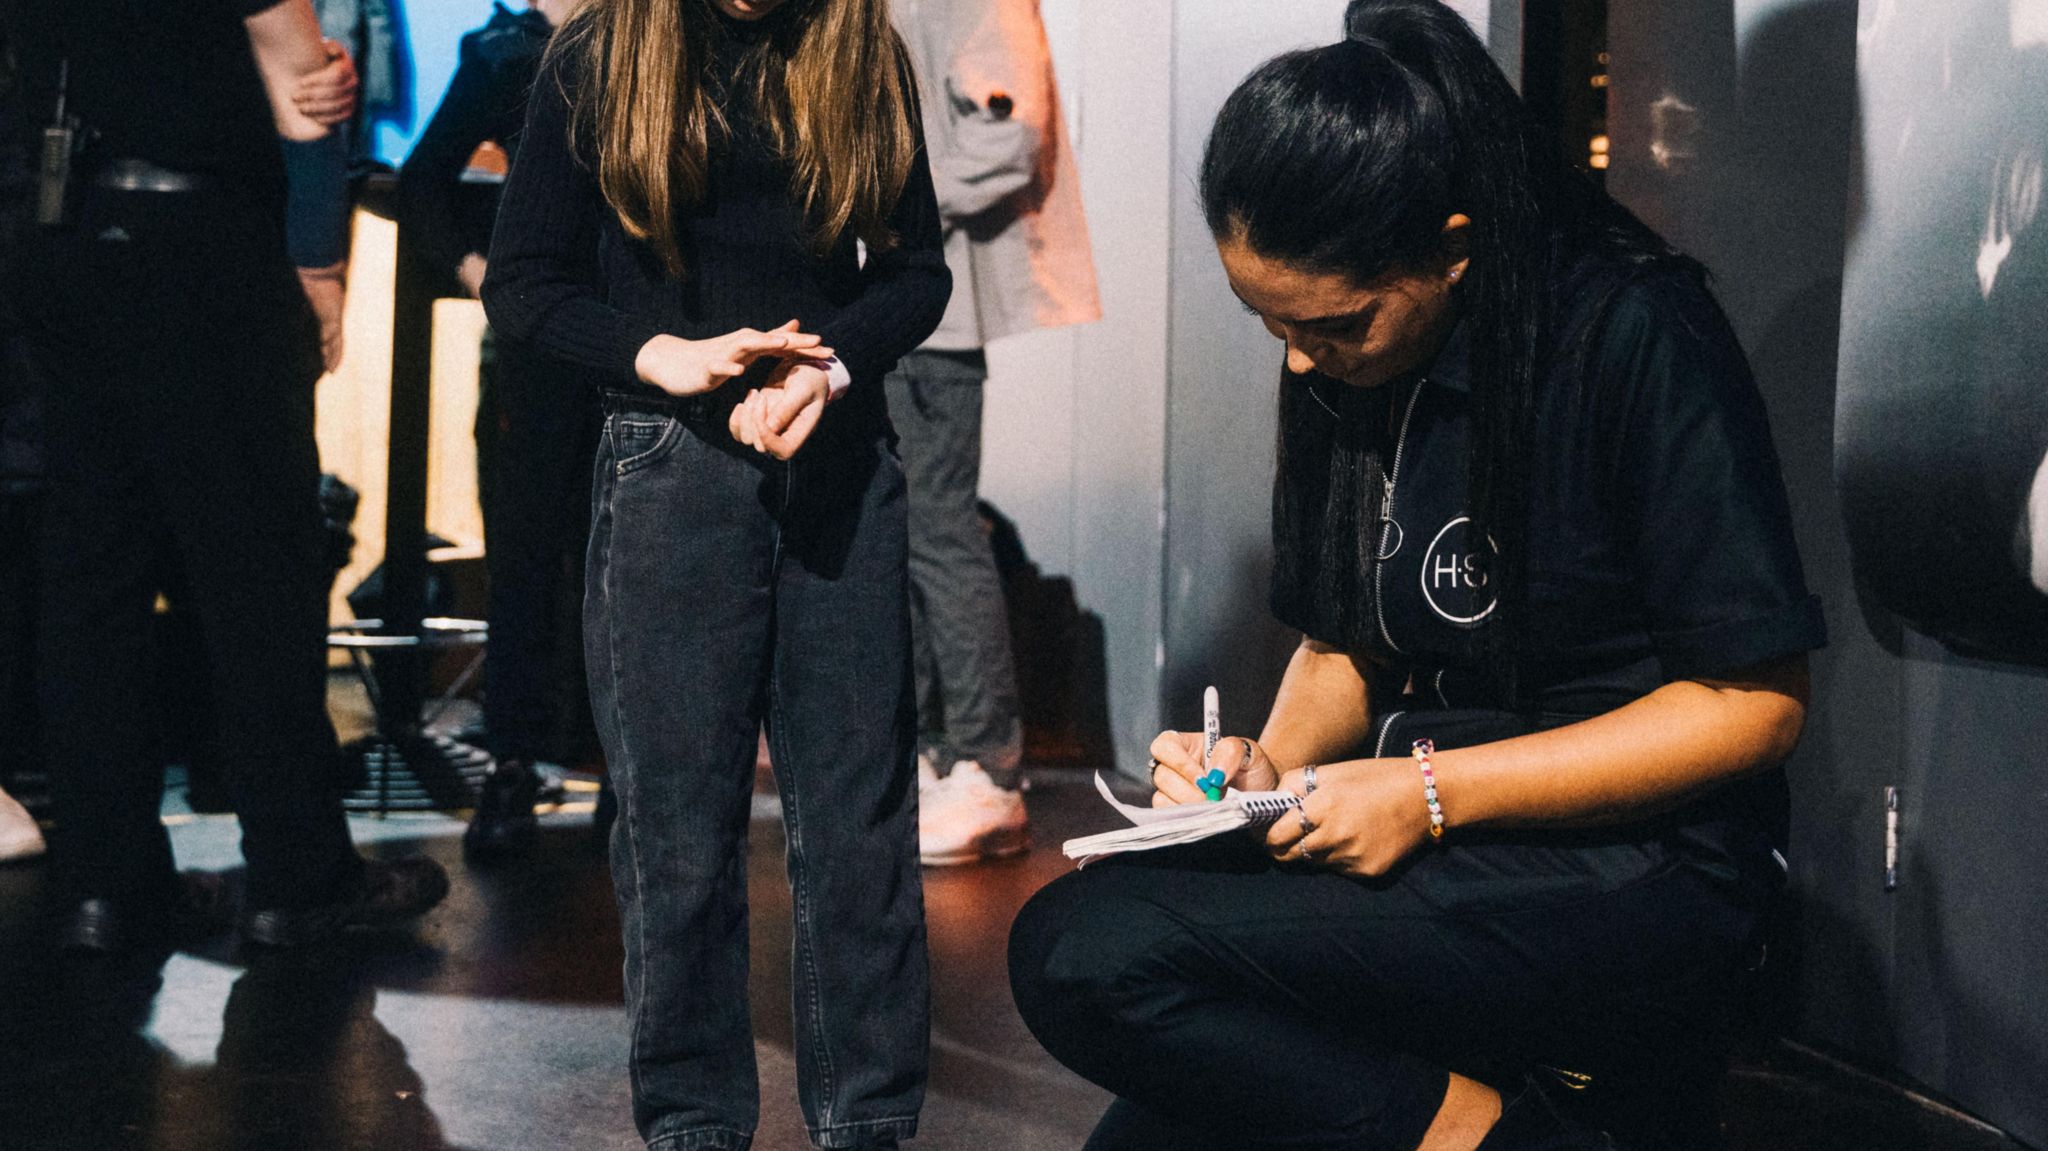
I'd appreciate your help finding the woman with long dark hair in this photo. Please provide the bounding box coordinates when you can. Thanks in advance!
[1009,3,1823,1150]
[482,0,948,1146]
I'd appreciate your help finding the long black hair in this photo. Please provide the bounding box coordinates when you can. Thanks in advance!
[1202,0,1695,704]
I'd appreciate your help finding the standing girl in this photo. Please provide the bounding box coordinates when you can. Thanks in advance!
[483,1,948,1147]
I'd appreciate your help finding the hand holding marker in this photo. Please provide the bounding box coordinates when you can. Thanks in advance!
[1199,685,1225,801]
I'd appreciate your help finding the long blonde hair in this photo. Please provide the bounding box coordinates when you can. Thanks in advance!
[552,0,918,276]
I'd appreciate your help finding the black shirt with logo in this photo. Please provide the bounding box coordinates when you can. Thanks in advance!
[1273,257,1826,866]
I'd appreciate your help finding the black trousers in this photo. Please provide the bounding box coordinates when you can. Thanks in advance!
[16,188,359,910]
[474,328,598,764]
[1009,831,1768,1151]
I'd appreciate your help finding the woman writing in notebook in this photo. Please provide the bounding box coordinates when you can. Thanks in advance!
[482,0,947,1146]
[1008,3,1822,1150]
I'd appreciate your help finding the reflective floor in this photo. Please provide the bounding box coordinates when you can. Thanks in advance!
[0,769,2030,1151]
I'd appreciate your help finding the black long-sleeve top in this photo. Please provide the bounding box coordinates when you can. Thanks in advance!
[394,4,551,292]
[481,19,951,427]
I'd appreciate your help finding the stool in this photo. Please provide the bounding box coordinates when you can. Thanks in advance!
[329,617,492,814]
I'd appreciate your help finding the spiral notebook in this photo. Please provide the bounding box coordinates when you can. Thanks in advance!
[1061,772,1303,865]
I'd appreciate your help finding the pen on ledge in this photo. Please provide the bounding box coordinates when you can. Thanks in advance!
[1200,685,1224,801]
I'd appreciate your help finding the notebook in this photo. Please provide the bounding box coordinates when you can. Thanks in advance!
[1062,772,1303,865]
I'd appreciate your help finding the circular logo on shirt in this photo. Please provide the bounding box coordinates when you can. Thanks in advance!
[1420,516,1500,626]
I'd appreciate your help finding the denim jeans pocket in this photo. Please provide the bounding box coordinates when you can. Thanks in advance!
[611,413,683,475]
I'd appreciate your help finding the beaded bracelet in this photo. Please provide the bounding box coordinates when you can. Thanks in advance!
[1412,738,1444,842]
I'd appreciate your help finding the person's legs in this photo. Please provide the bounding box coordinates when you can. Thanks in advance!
[884,352,1027,867]
[22,218,179,916]
[768,435,927,1149]
[157,331,362,913]
[1009,836,1757,1151]
[882,351,1022,782]
[33,411,172,906]
[587,407,777,1150]
[1081,1098,1238,1151]
[471,336,601,854]
[480,339,599,764]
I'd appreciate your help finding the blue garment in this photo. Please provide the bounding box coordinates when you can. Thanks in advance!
[588,397,928,1149]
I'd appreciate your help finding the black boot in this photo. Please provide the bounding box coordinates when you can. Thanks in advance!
[464,758,540,859]
[241,857,450,949]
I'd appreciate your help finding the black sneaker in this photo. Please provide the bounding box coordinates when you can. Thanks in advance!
[464,759,541,860]
[241,857,450,949]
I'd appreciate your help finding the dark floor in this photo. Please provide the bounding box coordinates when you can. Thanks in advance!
[0,761,2033,1150]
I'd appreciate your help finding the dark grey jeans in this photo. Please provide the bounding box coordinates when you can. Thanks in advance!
[586,394,929,1150]
[881,351,1023,784]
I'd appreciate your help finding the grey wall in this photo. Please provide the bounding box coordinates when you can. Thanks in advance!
[1609,1,2048,1143]
[980,0,1175,772]
[1161,0,1353,742]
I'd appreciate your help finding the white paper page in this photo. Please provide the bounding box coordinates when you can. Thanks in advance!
[1091,772,1299,825]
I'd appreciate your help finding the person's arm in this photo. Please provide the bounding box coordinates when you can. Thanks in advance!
[918,0,1051,223]
[246,0,352,370]
[290,38,359,128]
[1258,638,1378,770]
[1154,653,1806,876]
[396,39,502,294]
[1253,657,1806,876]
[805,47,952,386]
[244,0,333,142]
[481,47,663,380]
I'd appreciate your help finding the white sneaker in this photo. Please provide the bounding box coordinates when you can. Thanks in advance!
[0,785,46,864]
[919,761,1029,866]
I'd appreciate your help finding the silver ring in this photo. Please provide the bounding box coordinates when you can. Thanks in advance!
[1304,764,1319,795]
[1297,810,1318,836]
[1239,738,1257,767]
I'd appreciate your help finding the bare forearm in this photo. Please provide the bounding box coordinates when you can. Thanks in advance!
[1258,638,1377,772]
[1434,656,1809,831]
[246,0,332,141]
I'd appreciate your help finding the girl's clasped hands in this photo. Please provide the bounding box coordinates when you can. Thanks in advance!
[632,319,838,460]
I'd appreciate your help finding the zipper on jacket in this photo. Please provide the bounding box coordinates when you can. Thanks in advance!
[1373,378,1429,655]
[1374,709,1408,759]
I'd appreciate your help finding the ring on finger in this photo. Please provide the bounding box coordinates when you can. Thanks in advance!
[1296,809,1318,836]
[1304,764,1319,795]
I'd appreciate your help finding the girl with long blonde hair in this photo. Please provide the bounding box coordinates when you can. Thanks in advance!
[484,0,948,1145]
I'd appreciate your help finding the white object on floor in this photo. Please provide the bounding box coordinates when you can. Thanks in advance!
[919,761,1029,866]
[0,785,46,864]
